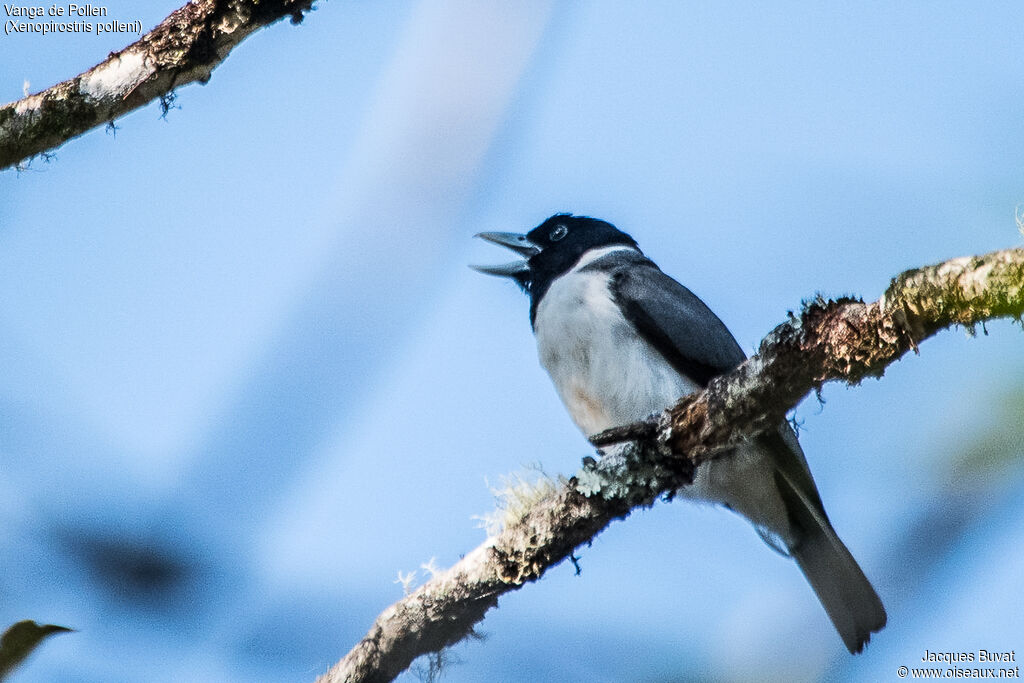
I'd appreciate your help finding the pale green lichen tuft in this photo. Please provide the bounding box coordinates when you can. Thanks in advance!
[574,443,687,504]
[575,450,631,497]
[476,467,560,536]
[394,570,417,596]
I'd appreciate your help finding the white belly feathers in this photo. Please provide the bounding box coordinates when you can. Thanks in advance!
[533,247,700,437]
[532,247,791,537]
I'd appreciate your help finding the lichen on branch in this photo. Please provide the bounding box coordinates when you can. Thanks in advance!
[318,246,1023,683]
[0,0,318,171]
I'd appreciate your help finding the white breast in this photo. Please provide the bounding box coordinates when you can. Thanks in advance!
[532,248,790,537]
[533,248,700,437]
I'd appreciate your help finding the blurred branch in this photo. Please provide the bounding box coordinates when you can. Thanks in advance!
[0,0,317,171]
[319,247,1023,683]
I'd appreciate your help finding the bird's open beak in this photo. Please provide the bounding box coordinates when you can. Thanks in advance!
[469,232,539,278]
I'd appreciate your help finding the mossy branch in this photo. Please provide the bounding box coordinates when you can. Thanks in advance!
[0,0,318,171]
[318,246,1023,683]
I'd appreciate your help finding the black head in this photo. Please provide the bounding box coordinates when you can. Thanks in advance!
[471,213,640,321]
[524,214,638,290]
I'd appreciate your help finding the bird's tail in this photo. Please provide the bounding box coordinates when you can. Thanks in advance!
[776,470,887,654]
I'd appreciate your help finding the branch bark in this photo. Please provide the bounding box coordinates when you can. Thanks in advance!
[319,246,1024,683]
[0,0,317,171]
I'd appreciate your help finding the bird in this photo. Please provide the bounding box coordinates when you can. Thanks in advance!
[471,213,886,653]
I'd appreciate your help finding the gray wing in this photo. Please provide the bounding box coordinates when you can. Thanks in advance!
[604,255,746,386]
[602,255,885,646]
[604,253,829,513]
[758,424,827,517]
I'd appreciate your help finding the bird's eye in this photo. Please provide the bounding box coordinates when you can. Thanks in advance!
[550,225,568,241]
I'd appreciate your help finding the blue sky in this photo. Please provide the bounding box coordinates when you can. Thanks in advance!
[2,1,1023,681]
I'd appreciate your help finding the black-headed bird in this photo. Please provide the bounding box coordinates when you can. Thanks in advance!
[473,214,885,653]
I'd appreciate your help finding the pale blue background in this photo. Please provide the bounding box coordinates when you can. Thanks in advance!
[1,1,1023,681]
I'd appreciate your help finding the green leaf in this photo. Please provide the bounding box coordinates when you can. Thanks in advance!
[0,620,73,681]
